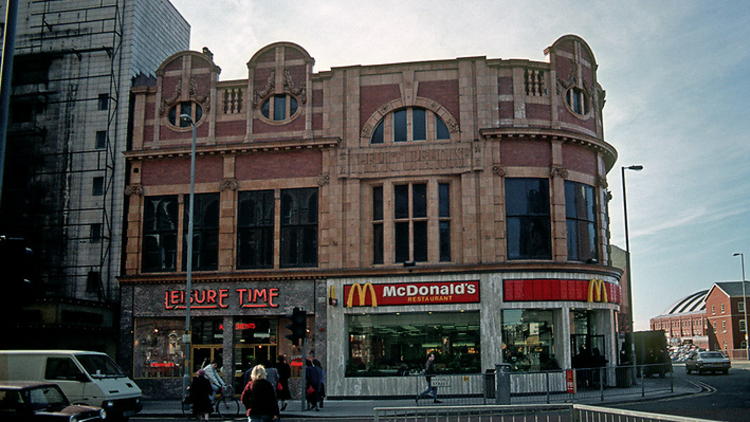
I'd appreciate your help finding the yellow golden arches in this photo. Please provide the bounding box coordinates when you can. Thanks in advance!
[588,278,608,303]
[346,282,378,308]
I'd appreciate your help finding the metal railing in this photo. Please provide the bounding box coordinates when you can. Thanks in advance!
[375,404,719,422]
[409,364,683,406]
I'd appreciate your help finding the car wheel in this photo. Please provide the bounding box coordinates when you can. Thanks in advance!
[722,369,729,375]
[686,367,691,374]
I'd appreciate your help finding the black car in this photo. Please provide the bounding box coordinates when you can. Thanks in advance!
[0,381,105,421]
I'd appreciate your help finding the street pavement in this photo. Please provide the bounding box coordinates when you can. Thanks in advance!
[139,367,715,420]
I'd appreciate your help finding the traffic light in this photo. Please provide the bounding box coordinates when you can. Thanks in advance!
[285,307,307,346]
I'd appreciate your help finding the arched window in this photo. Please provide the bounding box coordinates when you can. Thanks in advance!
[371,106,451,144]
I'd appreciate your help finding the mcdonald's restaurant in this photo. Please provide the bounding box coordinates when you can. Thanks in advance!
[324,272,622,397]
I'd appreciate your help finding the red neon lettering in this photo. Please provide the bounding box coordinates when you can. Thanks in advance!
[253,289,267,302]
[206,290,217,303]
[218,289,229,308]
[268,288,278,308]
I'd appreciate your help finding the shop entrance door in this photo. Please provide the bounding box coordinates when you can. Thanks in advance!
[233,345,277,391]
[570,334,605,366]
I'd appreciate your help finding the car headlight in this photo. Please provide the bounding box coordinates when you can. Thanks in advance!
[70,416,79,422]
[106,400,115,408]
[99,409,107,420]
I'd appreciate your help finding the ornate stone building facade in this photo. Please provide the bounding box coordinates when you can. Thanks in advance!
[120,35,623,399]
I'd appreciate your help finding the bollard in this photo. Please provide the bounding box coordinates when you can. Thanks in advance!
[495,363,511,405]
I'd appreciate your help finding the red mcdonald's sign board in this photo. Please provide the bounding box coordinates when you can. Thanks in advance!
[503,278,621,304]
[343,281,479,308]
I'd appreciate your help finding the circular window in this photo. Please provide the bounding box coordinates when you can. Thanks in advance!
[260,94,298,122]
[167,101,203,127]
[565,87,589,116]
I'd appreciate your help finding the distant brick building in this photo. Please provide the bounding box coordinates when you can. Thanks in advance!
[650,290,709,349]
[705,282,749,358]
[120,35,624,399]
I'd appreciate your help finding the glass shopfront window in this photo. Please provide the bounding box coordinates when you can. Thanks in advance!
[133,318,185,379]
[502,309,558,372]
[233,318,278,392]
[346,312,480,377]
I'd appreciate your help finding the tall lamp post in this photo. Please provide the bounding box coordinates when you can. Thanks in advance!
[733,253,748,360]
[622,164,642,383]
[180,114,197,393]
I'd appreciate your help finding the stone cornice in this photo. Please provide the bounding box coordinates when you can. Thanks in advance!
[478,127,617,170]
[118,261,623,285]
[123,137,340,161]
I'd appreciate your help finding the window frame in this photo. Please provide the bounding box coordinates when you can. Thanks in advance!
[237,190,275,270]
[182,193,220,272]
[280,188,319,268]
[370,106,452,144]
[142,195,179,273]
[260,94,300,123]
[505,178,552,260]
[565,181,598,262]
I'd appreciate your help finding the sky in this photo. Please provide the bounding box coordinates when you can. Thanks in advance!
[170,0,750,331]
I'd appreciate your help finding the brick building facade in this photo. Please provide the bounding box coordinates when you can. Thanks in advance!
[119,35,624,399]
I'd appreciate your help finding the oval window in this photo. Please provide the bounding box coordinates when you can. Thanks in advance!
[260,94,299,122]
[168,101,203,127]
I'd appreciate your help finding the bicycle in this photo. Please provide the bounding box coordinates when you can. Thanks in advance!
[182,385,241,419]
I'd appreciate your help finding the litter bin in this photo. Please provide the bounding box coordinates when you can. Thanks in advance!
[495,363,511,404]
[484,368,496,399]
[616,365,632,388]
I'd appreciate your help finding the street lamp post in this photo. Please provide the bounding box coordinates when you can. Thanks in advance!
[733,253,748,360]
[622,164,642,383]
[180,114,197,393]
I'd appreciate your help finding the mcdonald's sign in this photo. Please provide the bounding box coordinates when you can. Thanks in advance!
[587,278,608,303]
[343,281,480,307]
[346,282,378,307]
[503,278,620,304]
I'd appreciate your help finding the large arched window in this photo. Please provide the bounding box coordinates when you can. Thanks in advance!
[370,106,451,144]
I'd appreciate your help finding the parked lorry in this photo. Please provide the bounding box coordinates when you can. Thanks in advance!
[633,330,673,377]
[0,350,142,421]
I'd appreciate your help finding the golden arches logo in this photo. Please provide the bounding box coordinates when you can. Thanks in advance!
[588,279,608,303]
[347,283,378,308]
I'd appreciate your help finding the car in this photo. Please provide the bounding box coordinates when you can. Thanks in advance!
[0,381,106,421]
[685,351,731,375]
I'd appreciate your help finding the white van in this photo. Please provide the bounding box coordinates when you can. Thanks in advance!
[0,350,142,421]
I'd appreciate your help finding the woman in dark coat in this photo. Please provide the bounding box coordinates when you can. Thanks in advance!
[189,369,213,422]
[241,365,280,422]
[274,354,291,411]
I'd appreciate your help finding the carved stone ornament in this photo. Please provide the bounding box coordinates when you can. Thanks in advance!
[550,166,569,179]
[317,174,330,186]
[189,77,211,112]
[160,78,182,115]
[596,175,608,188]
[492,165,506,177]
[253,71,275,109]
[283,70,307,103]
[219,179,239,191]
[125,185,144,196]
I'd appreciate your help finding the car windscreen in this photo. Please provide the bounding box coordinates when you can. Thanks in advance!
[76,354,126,378]
[700,352,725,359]
[24,385,69,411]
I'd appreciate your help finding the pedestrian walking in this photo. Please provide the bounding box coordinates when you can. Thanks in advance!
[304,359,322,411]
[313,359,325,408]
[274,355,291,411]
[241,365,280,422]
[416,353,442,403]
[188,369,212,422]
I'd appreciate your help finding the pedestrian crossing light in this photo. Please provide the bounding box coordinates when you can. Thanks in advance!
[285,307,307,346]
